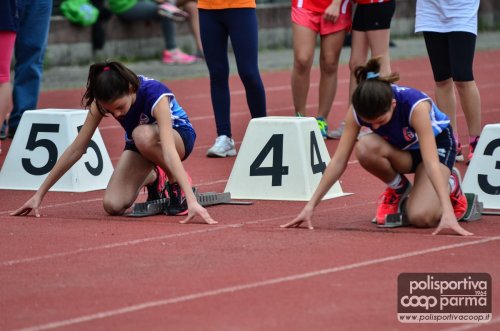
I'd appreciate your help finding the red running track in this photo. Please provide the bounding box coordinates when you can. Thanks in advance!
[0,51,499,331]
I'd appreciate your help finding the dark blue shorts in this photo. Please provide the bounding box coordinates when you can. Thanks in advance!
[408,125,456,172]
[124,125,196,161]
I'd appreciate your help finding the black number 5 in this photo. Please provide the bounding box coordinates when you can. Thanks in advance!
[22,123,59,175]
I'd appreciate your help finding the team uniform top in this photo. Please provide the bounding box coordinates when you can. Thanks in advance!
[117,75,192,145]
[353,84,450,150]
[292,0,351,13]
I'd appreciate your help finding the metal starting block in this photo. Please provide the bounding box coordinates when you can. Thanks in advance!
[126,191,252,217]
[380,212,410,228]
[462,193,483,221]
[378,198,409,228]
[375,193,484,227]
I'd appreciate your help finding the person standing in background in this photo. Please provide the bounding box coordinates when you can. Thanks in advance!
[0,0,18,153]
[291,0,352,139]
[415,0,482,164]
[328,0,396,139]
[199,0,267,158]
[0,0,52,140]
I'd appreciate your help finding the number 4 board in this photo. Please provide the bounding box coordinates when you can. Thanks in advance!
[0,109,114,192]
[224,117,350,201]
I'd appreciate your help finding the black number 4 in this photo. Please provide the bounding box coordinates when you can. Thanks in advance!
[249,131,326,186]
[250,134,289,186]
[310,131,326,174]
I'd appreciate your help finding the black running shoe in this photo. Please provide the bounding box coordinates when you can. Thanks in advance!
[165,182,188,216]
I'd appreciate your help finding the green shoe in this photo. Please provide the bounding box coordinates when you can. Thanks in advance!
[316,117,328,139]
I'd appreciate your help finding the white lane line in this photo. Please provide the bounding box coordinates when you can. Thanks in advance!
[0,198,103,216]
[1,223,241,267]
[0,160,363,215]
[1,201,366,267]
[168,62,500,101]
[17,236,500,331]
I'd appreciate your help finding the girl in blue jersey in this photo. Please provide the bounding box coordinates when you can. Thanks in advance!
[282,58,471,236]
[12,61,217,225]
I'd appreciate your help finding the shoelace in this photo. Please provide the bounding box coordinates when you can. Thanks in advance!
[380,188,399,205]
[215,136,228,144]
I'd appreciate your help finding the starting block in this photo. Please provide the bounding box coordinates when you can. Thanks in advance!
[378,198,410,228]
[462,193,483,221]
[127,191,252,217]
[377,193,483,228]
[0,109,114,192]
[463,124,500,214]
[224,117,349,201]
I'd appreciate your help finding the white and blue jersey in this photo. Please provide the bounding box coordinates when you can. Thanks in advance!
[353,84,450,150]
[117,75,193,145]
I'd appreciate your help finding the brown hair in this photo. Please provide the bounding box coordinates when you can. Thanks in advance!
[351,57,400,120]
[81,61,140,115]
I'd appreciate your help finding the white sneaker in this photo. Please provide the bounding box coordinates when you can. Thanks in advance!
[327,121,345,139]
[206,135,237,157]
[328,121,373,140]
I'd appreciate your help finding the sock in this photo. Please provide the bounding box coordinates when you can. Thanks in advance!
[387,173,402,189]
[449,175,457,194]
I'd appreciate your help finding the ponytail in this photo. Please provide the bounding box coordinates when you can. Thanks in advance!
[81,61,140,115]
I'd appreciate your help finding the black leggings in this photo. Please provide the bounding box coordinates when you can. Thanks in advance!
[423,31,476,82]
[199,8,267,138]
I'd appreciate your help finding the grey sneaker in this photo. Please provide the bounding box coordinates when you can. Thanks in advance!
[328,121,373,140]
[206,135,237,158]
[327,121,345,139]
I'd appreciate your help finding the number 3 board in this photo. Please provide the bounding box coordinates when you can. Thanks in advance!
[0,109,114,192]
[224,117,349,201]
[463,124,500,212]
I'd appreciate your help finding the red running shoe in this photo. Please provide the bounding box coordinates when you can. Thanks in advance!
[374,176,411,225]
[450,167,468,220]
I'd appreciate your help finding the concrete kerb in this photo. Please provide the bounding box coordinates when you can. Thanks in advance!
[41,31,500,92]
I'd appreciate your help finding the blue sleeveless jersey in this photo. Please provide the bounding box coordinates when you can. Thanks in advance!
[117,75,192,144]
[353,84,450,150]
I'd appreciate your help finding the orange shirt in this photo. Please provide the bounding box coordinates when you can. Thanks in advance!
[198,0,256,10]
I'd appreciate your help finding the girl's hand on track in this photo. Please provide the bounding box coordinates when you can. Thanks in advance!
[180,202,218,225]
[11,195,42,218]
[281,205,314,230]
[432,212,473,236]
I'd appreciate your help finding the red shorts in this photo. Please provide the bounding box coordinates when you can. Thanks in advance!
[291,4,352,36]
